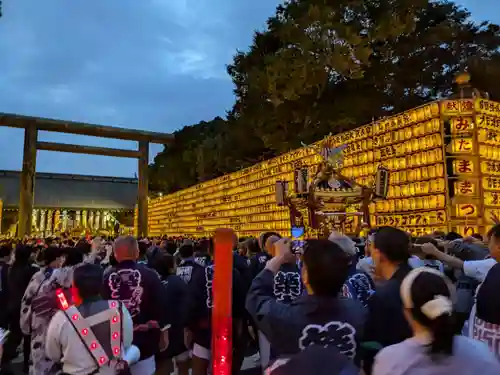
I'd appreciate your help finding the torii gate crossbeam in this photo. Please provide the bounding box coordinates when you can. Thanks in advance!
[0,113,174,237]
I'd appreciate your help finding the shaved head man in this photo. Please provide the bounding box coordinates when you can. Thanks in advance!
[114,236,139,262]
[103,235,169,375]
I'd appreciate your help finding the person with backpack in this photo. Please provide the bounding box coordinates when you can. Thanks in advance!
[45,263,138,375]
[20,246,72,375]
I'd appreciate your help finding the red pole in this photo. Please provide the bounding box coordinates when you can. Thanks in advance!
[212,228,234,375]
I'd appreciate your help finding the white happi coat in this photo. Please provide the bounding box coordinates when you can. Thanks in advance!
[45,300,134,375]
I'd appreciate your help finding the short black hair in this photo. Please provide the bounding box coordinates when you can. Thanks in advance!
[0,242,12,257]
[13,245,33,265]
[414,236,439,247]
[374,226,410,263]
[414,236,443,259]
[109,252,118,266]
[303,239,350,297]
[196,239,211,255]
[445,231,462,241]
[138,241,149,258]
[73,263,104,300]
[476,263,500,325]
[43,246,65,265]
[75,241,91,255]
[487,224,500,241]
[165,241,178,256]
[152,252,175,277]
[178,243,194,259]
[245,238,260,255]
[64,248,84,267]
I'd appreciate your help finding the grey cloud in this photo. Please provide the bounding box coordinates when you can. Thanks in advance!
[0,0,281,176]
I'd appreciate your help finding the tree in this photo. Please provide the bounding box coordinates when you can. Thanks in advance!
[227,0,433,151]
[360,1,500,112]
[150,0,500,194]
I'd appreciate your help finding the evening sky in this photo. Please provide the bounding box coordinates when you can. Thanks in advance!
[0,0,495,177]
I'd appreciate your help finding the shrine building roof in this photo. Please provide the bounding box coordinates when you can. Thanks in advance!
[0,170,137,210]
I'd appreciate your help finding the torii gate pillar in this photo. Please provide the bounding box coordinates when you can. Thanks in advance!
[137,141,149,238]
[18,125,38,237]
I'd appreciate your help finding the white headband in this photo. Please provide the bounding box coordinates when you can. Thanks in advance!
[400,267,455,320]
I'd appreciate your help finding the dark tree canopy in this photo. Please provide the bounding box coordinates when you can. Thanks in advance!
[150,0,500,194]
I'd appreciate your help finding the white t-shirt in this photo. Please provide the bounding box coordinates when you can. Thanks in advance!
[408,256,425,269]
[356,256,426,276]
[463,258,497,282]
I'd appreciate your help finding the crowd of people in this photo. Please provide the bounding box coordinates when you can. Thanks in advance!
[0,226,499,375]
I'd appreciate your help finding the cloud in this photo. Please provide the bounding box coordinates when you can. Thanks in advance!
[0,0,281,176]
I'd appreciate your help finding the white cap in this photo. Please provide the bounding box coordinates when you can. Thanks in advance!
[328,231,357,256]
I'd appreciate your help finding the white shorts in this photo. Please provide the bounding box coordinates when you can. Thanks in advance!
[192,343,211,360]
[258,331,271,368]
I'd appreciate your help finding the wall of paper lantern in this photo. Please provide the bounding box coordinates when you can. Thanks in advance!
[143,98,500,238]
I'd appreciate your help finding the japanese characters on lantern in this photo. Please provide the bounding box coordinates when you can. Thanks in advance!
[143,99,500,238]
[477,99,500,234]
[444,99,479,237]
[370,102,446,235]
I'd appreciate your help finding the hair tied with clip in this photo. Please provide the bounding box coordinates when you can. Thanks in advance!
[420,295,453,320]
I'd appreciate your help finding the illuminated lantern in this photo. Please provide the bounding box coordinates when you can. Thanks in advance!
[143,101,478,237]
[56,289,69,310]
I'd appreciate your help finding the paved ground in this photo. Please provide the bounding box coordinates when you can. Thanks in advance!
[7,352,262,374]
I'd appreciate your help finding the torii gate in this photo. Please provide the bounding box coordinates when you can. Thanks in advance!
[0,113,174,237]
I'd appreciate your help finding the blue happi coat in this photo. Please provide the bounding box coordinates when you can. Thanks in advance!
[341,264,375,308]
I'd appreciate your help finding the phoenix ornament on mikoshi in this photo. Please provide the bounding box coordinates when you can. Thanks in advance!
[301,140,347,186]
[301,141,346,169]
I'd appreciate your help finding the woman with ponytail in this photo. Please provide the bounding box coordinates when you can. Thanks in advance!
[372,268,500,375]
